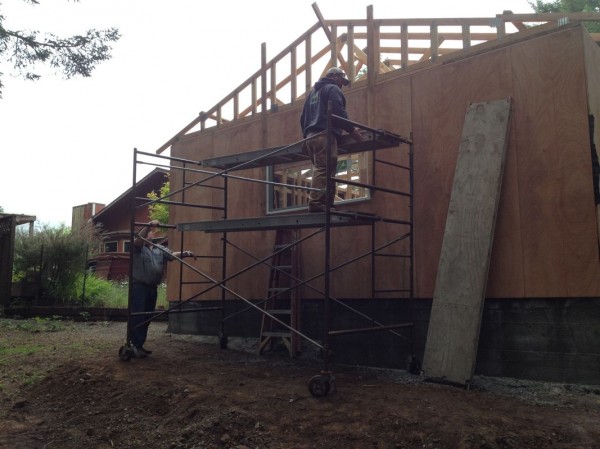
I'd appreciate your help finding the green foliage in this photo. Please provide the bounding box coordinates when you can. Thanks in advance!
[529,0,600,31]
[13,222,100,304]
[96,281,168,309]
[68,278,168,309]
[0,205,4,213]
[529,0,600,12]
[147,180,170,224]
[97,280,130,308]
[0,316,66,334]
[76,274,172,309]
[76,272,112,306]
[0,1,120,98]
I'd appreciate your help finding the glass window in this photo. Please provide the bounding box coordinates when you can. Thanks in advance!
[123,241,131,253]
[267,152,370,212]
[104,241,118,253]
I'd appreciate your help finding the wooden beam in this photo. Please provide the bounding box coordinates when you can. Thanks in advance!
[353,44,392,73]
[312,2,332,41]
[366,5,377,86]
[370,32,499,41]
[270,64,276,109]
[346,26,355,82]
[251,78,257,115]
[261,42,268,148]
[401,22,408,69]
[430,23,439,61]
[305,34,312,94]
[462,24,471,49]
[501,10,528,32]
[291,46,297,102]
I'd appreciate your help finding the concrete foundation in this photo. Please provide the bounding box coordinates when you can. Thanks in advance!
[167,298,600,385]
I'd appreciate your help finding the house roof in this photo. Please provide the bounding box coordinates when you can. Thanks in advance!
[0,214,36,226]
[92,167,169,222]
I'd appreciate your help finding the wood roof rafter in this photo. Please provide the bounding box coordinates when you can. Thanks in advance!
[156,9,600,154]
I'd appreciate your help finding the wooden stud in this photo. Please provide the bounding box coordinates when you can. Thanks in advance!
[291,46,297,103]
[347,26,355,82]
[305,35,312,93]
[401,23,408,70]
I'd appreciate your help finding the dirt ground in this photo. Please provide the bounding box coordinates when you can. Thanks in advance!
[1,318,600,449]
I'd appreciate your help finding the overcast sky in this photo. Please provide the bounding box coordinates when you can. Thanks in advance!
[0,0,533,226]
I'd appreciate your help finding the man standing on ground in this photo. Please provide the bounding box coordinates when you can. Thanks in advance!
[130,219,194,358]
[300,67,363,212]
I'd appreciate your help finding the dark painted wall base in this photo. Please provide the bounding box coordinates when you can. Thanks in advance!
[167,297,600,385]
[5,298,599,384]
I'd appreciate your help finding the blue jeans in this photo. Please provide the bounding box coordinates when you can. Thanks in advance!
[130,282,158,348]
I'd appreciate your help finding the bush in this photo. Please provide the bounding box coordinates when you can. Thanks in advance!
[77,273,113,306]
[81,279,168,309]
[13,223,100,304]
[12,222,172,309]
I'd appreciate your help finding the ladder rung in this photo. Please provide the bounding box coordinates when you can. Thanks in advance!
[264,309,291,315]
[261,331,291,338]
[374,289,412,293]
[272,265,292,270]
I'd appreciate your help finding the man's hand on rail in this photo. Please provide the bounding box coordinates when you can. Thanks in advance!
[175,251,195,259]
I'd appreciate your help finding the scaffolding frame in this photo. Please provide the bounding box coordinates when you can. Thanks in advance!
[120,112,414,395]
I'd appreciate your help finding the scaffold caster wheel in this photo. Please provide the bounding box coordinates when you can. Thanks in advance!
[219,332,228,349]
[118,345,133,361]
[308,374,331,397]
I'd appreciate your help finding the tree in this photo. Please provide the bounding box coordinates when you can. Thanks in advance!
[0,0,120,98]
[529,0,600,31]
[529,0,600,12]
[147,180,170,224]
[13,222,101,303]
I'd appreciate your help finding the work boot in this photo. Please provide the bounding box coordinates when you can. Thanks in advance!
[131,346,147,358]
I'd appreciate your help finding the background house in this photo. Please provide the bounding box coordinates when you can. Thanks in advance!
[81,168,169,280]
[72,202,105,231]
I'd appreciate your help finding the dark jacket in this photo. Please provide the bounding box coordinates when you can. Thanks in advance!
[300,77,354,140]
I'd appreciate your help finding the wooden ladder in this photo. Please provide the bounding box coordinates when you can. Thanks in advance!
[258,228,301,357]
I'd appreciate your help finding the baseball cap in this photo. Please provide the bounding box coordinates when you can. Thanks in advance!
[326,67,350,86]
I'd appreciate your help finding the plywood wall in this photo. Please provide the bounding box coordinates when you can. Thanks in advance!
[168,24,600,302]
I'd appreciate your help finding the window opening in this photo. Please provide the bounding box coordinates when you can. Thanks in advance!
[104,241,117,253]
[267,152,371,212]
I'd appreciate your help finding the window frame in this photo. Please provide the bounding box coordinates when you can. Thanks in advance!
[103,241,118,253]
[266,151,372,214]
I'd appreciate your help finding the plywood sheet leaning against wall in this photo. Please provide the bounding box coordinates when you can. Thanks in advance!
[423,99,512,386]
[583,27,600,246]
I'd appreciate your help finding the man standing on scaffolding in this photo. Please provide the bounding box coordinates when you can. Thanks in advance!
[130,220,194,358]
[300,67,363,213]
